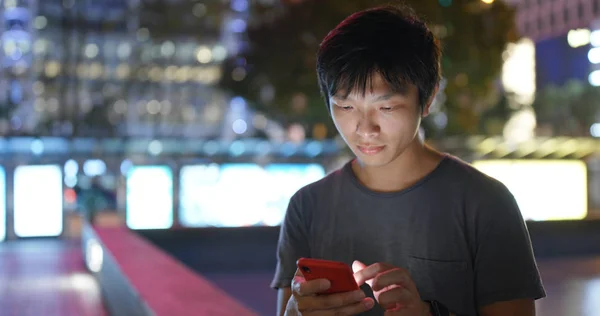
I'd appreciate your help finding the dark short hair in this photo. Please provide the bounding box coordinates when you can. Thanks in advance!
[316,5,441,112]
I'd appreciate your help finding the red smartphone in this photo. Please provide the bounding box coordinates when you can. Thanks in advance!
[297,258,359,294]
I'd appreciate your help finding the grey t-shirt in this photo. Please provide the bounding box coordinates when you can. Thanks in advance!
[271,155,546,315]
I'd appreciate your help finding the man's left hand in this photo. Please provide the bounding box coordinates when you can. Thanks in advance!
[353,261,430,316]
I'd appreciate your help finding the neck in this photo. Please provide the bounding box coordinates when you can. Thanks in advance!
[351,140,444,193]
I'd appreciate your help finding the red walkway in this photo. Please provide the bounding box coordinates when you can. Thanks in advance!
[205,256,600,316]
[0,239,108,316]
[536,256,600,316]
[2,238,599,316]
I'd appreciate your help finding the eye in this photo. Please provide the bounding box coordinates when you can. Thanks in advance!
[337,105,353,111]
[380,106,394,111]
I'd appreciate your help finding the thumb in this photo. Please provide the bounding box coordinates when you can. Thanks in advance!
[353,260,374,287]
[352,260,367,274]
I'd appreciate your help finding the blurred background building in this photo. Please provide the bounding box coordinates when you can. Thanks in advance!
[0,1,599,314]
[511,0,600,88]
[0,0,595,236]
[0,0,276,140]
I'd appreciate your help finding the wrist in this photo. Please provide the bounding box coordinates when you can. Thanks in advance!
[422,301,432,316]
[423,300,450,316]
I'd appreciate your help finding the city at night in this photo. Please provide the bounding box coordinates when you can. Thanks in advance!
[0,0,599,315]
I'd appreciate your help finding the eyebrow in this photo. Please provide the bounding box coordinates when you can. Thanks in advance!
[331,93,401,102]
[373,93,397,102]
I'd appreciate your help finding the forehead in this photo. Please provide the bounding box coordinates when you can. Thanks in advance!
[331,73,414,102]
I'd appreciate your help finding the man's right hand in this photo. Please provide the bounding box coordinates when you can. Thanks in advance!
[285,268,375,315]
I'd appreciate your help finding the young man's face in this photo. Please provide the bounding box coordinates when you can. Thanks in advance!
[329,73,430,167]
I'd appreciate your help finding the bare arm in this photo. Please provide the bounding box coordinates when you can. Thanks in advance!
[277,287,292,316]
[479,299,535,316]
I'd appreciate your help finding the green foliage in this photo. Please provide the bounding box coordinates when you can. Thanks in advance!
[478,92,518,135]
[532,80,600,136]
[219,0,518,138]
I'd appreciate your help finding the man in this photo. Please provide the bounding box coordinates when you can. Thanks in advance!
[271,5,546,316]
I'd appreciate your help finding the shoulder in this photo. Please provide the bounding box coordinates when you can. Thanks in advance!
[440,156,518,218]
[440,157,529,252]
[443,156,514,199]
[283,164,347,226]
[290,164,347,206]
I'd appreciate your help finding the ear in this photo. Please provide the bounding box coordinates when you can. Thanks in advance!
[422,84,439,118]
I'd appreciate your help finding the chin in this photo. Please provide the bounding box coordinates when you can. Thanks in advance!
[353,145,410,168]
[357,158,392,168]
[353,152,392,167]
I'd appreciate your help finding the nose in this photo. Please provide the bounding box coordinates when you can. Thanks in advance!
[356,113,380,139]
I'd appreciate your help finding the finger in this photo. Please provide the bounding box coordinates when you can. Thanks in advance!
[352,260,372,287]
[384,309,403,316]
[292,274,331,296]
[291,270,304,293]
[352,260,367,274]
[371,268,414,292]
[311,298,376,316]
[353,262,393,287]
[295,278,331,296]
[297,289,365,310]
[352,260,371,287]
[291,268,306,293]
[376,287,412,310]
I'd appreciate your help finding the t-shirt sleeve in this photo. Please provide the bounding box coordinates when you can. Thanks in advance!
[270,190,311,289]
[473,182,546,308]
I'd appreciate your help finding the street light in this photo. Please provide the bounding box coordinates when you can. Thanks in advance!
[481,0,494,4]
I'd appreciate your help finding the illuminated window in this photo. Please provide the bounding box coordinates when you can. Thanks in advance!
[126,166,173,229]
[0,167,5,241]
[473,160,588,221]
[14,165,63,237]
[179,163,325,227]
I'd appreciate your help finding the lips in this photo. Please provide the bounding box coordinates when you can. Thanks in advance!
[357,145,385,155]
